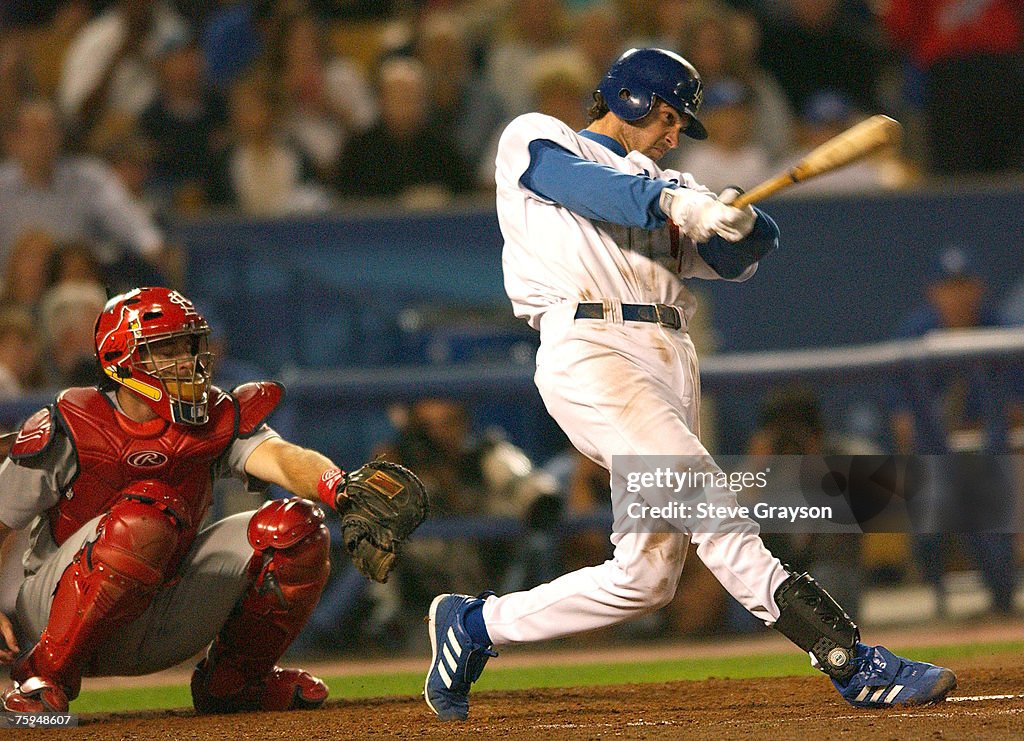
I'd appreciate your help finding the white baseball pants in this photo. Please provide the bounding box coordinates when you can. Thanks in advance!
[482,301,788,645]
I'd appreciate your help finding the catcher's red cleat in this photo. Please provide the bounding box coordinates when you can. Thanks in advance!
[1,677,70,713]
[191,658,328,714]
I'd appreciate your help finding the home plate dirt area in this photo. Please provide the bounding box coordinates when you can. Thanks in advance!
[73,657,1024,740]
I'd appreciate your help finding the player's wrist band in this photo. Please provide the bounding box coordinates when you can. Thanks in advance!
[317,467,347,510]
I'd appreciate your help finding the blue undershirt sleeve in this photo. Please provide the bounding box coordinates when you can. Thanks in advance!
[521,139,674,230]
[696,209,780,279]
[519,137,780,276]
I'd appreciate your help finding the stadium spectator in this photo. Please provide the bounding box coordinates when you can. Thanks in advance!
[569,2,626,79]
[12,2,91,106]
[544,448,612,572]
[209,74,331,216]
[277,11,378,184]
[882,0,1024,176]
[634,0,745,57]
[477,48,595,187]
[889,245,1019,617]
[200,1,313,91]
[38,280,107,388]
[56,0,189,149]
[199,0,267,89]
[0,99,176,284]
[43,240,104,291]
[0,21,35,132]
[368,397,560,642]
[756,0,887,116]
[334,56,473,206]
[617,0,664,46]
[484,0,574,117]
[103,133,160,214]
[138,31,228,212]
[414,11,506,178]
[666,77,774,193]
[0,307,42,397]
[0,230,56,313]
[744,386,871,619]
[677,0,794,164]
[781,89,918,195]
[528,48,594,132]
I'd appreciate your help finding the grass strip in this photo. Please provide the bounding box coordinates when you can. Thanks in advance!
[69,639,1024,714]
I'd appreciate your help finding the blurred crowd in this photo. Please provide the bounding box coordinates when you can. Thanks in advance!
[0,1,1018,243]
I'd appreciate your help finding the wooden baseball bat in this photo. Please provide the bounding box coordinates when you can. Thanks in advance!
[731,115,903,208]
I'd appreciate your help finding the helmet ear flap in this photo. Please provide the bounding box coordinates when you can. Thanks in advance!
[617,86,652,118]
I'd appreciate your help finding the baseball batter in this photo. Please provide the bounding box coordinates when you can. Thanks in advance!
[425,48,956,720]
[0,287,426,714]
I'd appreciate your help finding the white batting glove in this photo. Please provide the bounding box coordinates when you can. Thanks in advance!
[660,186,717,242]
[710,187,757,242]
[661,186,756,243]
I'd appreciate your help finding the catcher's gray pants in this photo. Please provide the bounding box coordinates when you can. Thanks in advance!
[14,511,256,677]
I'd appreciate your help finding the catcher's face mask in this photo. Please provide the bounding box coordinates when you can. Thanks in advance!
[95,287,214,425]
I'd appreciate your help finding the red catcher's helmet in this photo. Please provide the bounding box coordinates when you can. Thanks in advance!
[95,287,213,425]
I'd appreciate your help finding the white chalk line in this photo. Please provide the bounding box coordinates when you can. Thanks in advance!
[835,708,1024,721]
[530,695,1024,729]
[534,719,681,730]
[945,693,1024,702]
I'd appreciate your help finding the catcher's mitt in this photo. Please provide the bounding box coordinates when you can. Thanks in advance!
[337,460,428,582]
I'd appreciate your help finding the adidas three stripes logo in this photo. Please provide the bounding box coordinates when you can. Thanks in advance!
[436,626,463,689]
[855,684,905,704]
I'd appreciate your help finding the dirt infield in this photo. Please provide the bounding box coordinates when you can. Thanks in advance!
[70,655,1024,740]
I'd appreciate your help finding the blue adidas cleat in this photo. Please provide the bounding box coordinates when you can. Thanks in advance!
[424,593,497,721]
[834,643,957,708]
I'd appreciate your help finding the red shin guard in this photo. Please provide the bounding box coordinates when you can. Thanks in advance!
[13,498,182,700]
[192,498,331,713]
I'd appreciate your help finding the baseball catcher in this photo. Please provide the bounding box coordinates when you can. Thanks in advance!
[0,287,425,715]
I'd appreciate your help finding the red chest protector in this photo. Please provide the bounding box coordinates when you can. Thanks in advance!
[11,382,283,560]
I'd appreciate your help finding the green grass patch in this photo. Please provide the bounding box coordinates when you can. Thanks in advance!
[73,684,194,714]
[70,639,1024,715]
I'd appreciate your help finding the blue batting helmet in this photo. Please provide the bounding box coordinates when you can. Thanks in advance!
[596,48,707,140]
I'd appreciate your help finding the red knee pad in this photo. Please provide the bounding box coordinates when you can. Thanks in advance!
[45,497,182,645]
[246,498,330,607]
[91,497,183,586]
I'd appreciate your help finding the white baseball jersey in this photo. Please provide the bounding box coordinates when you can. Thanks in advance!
[497,113,755,331]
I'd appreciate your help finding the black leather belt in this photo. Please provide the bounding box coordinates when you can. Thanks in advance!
[574,302,683,330]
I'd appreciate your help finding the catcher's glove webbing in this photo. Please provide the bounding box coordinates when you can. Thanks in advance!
[324,461,428,582]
